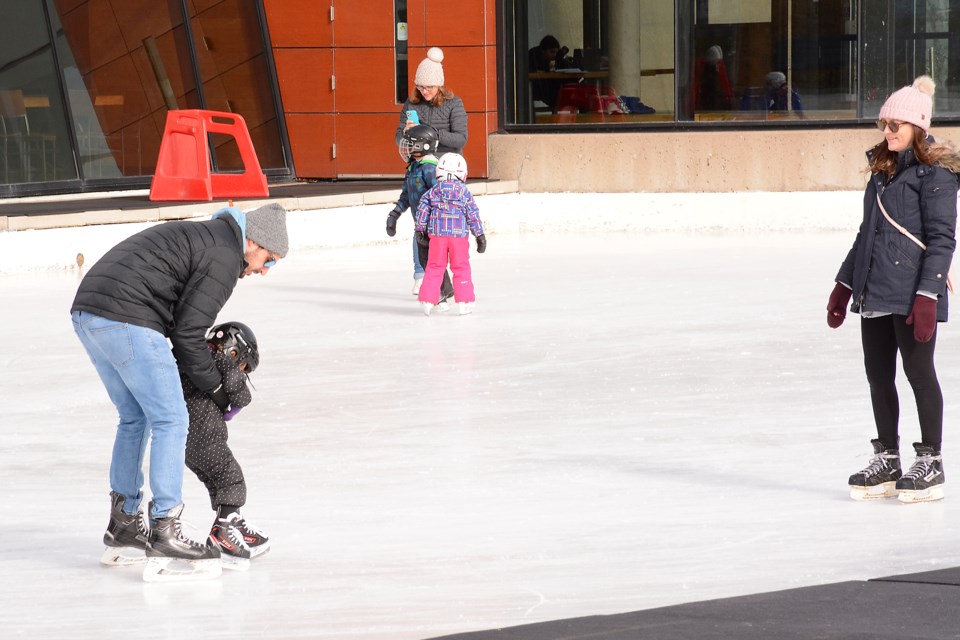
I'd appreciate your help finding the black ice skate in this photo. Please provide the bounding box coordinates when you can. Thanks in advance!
[228,512,271,559]
[143,503,222,583]
[896,443,945,503]
[849,439,901,501]
[209,518,252,571]
[100,491,149,567]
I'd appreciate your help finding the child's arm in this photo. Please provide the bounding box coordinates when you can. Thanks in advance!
[387,179,411,237]
[216,351,253,410]
[463,191,485,237]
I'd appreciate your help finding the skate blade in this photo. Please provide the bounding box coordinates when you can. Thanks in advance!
[897,486,945,503]
[220,554,251,571]
[142,557,222,583]
[248,542,271,559]
[849,482,898,501]
[100,546,147,567]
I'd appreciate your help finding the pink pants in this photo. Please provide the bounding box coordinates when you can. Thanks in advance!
[418,235,475,304]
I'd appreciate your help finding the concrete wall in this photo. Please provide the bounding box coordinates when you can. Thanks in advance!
[488,126,960,193]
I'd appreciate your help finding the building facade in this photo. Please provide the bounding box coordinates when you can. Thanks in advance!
[1,1,959,197]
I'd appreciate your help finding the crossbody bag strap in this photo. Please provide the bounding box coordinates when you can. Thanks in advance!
[876,193,926,250]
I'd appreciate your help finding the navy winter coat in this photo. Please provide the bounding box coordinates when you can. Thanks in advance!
[837,145,959,322]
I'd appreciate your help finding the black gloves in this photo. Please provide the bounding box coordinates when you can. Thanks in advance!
[386,208,402,237]
[476,234,486,254]
[209,383,230,412]
[416,230,430,247]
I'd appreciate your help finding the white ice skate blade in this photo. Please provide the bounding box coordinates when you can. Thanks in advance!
[249,541,271,559]
[849,482,898,501]
[100,546,146,567]
[142,557,222,583]
[897,486,945,503]
[220,554,251,571]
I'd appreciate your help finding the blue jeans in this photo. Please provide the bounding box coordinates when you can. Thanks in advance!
[71,311,189,518]
[412,236,424,279]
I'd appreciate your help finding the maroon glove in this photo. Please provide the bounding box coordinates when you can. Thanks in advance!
[906,295,938,343]
[826,283,852,328]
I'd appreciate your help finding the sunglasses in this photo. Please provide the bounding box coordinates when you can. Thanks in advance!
[877,119,907,133]
[264,256,277,268]
[415,85,437,92]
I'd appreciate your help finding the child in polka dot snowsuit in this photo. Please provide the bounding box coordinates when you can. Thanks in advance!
[180,321,270,566]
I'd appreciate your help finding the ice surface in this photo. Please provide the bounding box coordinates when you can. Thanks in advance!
[2,214,960,639]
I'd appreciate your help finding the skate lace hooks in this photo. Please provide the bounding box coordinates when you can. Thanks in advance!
[902,454,941,481]
[860,452,899,478]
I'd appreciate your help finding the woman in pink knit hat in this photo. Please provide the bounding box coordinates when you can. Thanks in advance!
[827,76,960,504]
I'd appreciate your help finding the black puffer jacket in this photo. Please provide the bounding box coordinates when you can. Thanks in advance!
[71,216,244,392]
[837,143,960,321]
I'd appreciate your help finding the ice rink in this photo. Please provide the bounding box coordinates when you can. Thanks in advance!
[3,193,960,639]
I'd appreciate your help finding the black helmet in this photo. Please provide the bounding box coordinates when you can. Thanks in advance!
[207,321,259,373]
[399,124,440,162]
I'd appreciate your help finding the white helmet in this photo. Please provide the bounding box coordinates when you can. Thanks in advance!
[436,153,468,182]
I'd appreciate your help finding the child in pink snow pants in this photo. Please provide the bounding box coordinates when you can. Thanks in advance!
[414,153,487,316]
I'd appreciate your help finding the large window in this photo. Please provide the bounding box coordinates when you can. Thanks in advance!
[506,0,960,127]
[0,0,289,196]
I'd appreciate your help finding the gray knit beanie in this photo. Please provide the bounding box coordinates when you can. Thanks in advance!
[245,203,289,258]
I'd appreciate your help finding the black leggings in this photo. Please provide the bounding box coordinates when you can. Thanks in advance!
[861,315,942,450]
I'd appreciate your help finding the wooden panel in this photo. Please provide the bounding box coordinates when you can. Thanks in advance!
[334,48,396,113]
[334,0,394,47]
[52,0,87,15]
[263,0,333,47]
[462,112,487,178]
[286,113,335,177]
[108,0,183,48]
[335,114,403,175]
[85,55,152,133]
[273,49,334,113]
[191,0,263,82]
[217,57,276,127]
[439,47,486,113]
[424,0,485,45]
[485,44,498,112]
[484,0,496,46]
[59,0,127,74]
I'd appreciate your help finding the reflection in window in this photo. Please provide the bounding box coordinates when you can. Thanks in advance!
[189,0,284,172]
[508,0,960,127]
[688,0,858,122]
[512,0,674,125]
[0,1,76,185]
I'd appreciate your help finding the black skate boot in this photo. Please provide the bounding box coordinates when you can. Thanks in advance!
[848,439,901,500]
[209,517,252,571]
[896,443,945,503]
[101,491,149,566]
[143,503,222,582]
[230,513,271,559]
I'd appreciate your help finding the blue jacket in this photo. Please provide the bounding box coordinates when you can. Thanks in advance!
[837,144,959,321]
[394,156,438,218]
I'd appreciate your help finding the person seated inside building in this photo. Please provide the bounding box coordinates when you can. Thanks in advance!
[694,45,733,111]
[528,34,571,111]
[763,71,803,114]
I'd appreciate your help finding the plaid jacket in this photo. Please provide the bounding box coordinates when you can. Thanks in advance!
[415,180,484,238]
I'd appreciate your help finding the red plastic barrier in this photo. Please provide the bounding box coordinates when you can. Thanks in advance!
[149,110,269,202]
